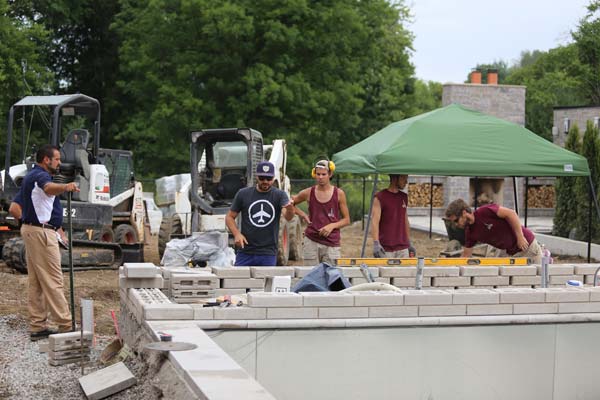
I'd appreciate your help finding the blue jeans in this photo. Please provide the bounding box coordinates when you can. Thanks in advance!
[234,252,277,266]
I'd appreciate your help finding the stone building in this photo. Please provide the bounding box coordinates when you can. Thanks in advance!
[552,105,600,147]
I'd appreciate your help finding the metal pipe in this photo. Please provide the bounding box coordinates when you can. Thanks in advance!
[362,177,366,231]
[512,177,519,215]
[360,175,378,257]
[594,266,600,286]
[541,255,548,288]
[415,257,424,290]
[524,177,529,227]
[473,177,479,210]
[429,176,433,239]
[588,179,592,263]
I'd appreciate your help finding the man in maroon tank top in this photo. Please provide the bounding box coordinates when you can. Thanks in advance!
[291,160,350,264]
[371,174,411,258]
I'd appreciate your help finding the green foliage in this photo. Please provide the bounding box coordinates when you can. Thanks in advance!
[575,120,600,241]
[572,1,600,104]
[553,124,581,237]
[112,0,416,178]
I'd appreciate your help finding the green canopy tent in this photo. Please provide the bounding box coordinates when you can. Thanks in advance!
[332,104,597,259]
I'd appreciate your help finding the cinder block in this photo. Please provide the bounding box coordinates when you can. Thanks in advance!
[543,288,590,303]
[49,355,90,366]
[143,304,194,320]
[294,266,314,278]
[510,276,542,286]
[79,361,136,400]
[574,264,600,275]
[452,289,499,305]
[353,292,404,306]
[499,266,537,276]
[119,274,164,289]
[49,348,90,360]
[590,287,600,301]
[49,331,92,351]
[249,266,295,278]
[213,307,267,320]
[496,288,545,303]
[513,303,558,314]
[431,277,471,287]
[392,277,431,288]
[404,289,452,305]
[337,267,379,278]
[549,275,584,285]
[124,262,159,278]
[190,305,215,320]
[460,266,499,276]
[301,292,354,307]
[423,267,459,277]
[368,306,417,318]
[558,302,600,313]
[379,267,416,278]
[267,307,318,319]
[318,307,369,318]
[248,292,303,307]
[211,266,251,278]
[467,304,512,315]
[537,265,574,276]
[350,277,390,285]
[472,276,509,286]
[171,289,215,299]
[171,272,218,289]
[584,275,596,285]
[221,278,265,289]
[214,288,247,296]
[418,305,466,317]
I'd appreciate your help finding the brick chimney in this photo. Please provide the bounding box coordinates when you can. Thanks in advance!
[487,69,498,85]
[470,69,482,84]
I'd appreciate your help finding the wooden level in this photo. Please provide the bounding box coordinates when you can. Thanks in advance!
[334,257,530,266]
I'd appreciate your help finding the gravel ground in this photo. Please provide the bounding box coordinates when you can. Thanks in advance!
[0,314,160,399]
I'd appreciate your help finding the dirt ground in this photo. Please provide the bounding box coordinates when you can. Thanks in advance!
[0,222,591,336]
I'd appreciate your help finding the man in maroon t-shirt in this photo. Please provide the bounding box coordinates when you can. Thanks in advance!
[445,198,542,263]
[371,174,411,258]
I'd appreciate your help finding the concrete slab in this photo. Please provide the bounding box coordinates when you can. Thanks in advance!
[418,305,466,317]
[267,307,319,319]
[301,292,355,307]
[423,267,460,277]
[495,288,545,303]
[143,304,194,320]
[368,306,418,318]
[542,288,590,303]
[211,266,251,278]
[250,267,295,278]
[471,276,510,286]
[499,266,537,276]
[248,292,303,308]
[124,263,158,278]
[318,307,369,319]
[460,266,499,276]
[467,304,513,316]
[391,277,431,288]
[513,303,558,314]
[431,277,471,287]
[79,361,136,400]
[336,267,379,278]
[403,289,452,306]
[353,292,405,306]
[452,289,499,305]
[350,277,390,285]
[221,278,265,289]
[119,274,164,289]
[379,267,416,277]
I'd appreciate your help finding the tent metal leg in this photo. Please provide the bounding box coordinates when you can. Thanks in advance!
[585,175,600,262]
[429,176,433,239]
[512,177,519,215]
[524,177,529,227]
[361,174,379,257]
[362,177,366,231]
[473,177,479,210]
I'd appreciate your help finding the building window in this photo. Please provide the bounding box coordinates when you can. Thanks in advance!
[563,117,570,133]
[594,117,599,129]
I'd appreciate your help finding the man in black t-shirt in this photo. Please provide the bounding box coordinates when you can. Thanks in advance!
[225,161,295,266]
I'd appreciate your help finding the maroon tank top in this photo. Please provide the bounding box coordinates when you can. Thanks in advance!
[304,186,341,246]
[375,190,409,251]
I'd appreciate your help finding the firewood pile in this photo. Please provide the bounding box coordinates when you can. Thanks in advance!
[526,185,555,208]
[409,183,443,207]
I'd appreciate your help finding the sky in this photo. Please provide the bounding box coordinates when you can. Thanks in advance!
[408,0,592,83]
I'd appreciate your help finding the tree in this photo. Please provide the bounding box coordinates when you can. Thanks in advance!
[112,0,416,178]
[575,120,600,242]
[572,0,600,104]
[553,124,581,237]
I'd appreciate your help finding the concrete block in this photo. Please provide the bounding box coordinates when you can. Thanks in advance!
[337,267,379,278]
[452,289,499,305]
[431,277,471,287]
[350,277,390,285]
[584,275,596,285]
[143,304,194,320]
[247,292,303,308]
[318,307,369,319]
[467,304,513,315]
[49,348,90,360]
[549,275,584,285]
[124,262,158,278]
[119,274,164,289]
[418,305,466,317]
[213,307,267,320]
[294,266,314,278]
[171,273,218,289]
[403,289,452,305]
[460,266,499,276]
[250,266,295,278]
[499,266,537,276]
[495,288,545,303]
[378,267,416,278]
[513,303,558,314]
[49,331,92,350]
[221,278,265,289]
[267,307,319,319]
[558,302,600,313]
[190,305,215,320]
[79,361,136,400]
[510,276,542,286]
[574,264,600,275]
[214,288,247,296]
[590,287,600,301]
[301,292,354,307]
[369,306,418,318]
[353,292,404,306]
[542,288,590,303]
[537,265,574,275]
[423,267,459,277]
[392,277,431,288]
[211,266,251,278]
[472,276,509,286]
[161,267,210,279]
[49,355,90,366]
[171,289,215,299]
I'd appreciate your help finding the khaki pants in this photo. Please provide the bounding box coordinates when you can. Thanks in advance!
[303,236,341,265]
[499,239,542,264]
[384,248,409,258]
[21,224,71,332]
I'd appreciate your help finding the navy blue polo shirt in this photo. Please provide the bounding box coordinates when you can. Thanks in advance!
[18,165,63,228]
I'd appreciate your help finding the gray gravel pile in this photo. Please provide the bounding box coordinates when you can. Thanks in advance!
[0,314,160,399]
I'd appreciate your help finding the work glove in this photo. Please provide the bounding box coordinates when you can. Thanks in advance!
[373,240,386,258]
[408,244,416,258]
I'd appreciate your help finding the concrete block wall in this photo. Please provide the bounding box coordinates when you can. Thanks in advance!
[553,106,600,148]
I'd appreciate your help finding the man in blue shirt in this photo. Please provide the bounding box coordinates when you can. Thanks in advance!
[12,144,79,340]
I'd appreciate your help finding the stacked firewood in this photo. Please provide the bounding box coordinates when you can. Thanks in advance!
[408,183,443,207]
[526,185,555,208]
